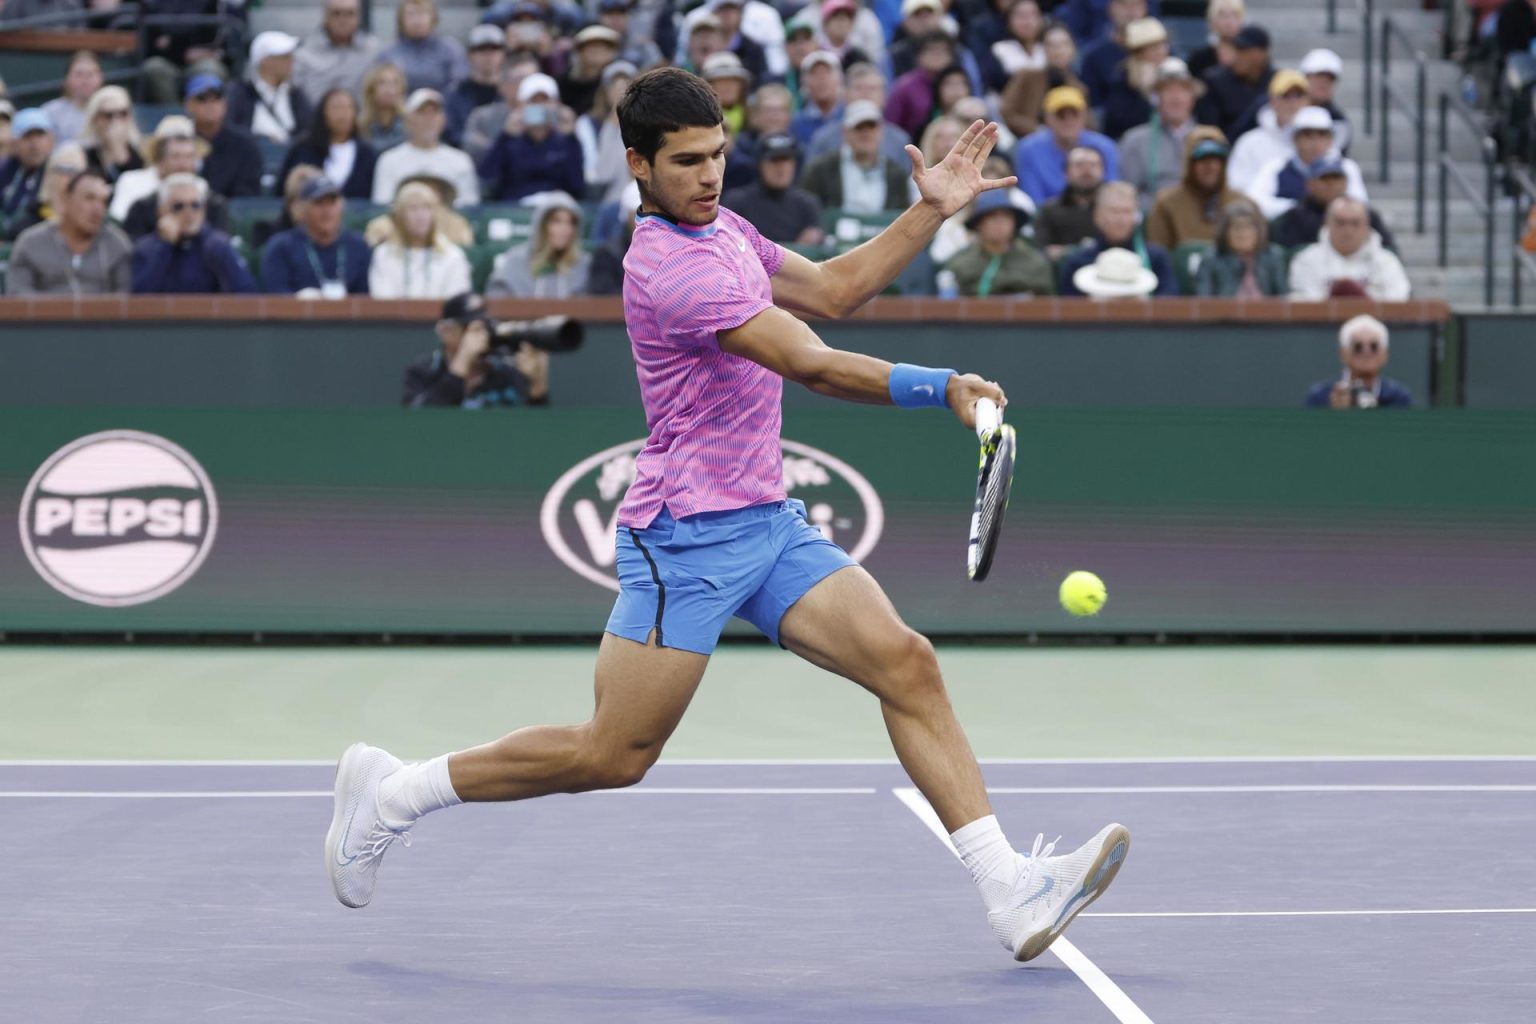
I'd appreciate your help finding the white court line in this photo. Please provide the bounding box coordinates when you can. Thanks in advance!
[987,785,1536,794]
[1084,908,1536,919]
[0,787,876,799]
[892,787,1154,1024]
[1,755,1534,767]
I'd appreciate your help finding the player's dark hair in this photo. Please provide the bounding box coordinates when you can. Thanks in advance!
[617,66,723,162]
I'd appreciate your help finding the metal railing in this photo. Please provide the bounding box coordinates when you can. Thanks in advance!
[1362,0,1376,135]
[1379,16,1428,233]
[0,6,123,30]
[1508,167,1536,306]
[5,66,141,103]
[1436,92,1499,307]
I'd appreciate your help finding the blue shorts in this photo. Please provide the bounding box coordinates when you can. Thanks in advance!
[606,499,858,655]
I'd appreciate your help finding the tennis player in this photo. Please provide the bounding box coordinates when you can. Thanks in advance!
[327,67,1128,962]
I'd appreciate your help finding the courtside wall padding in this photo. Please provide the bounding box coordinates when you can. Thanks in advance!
[4,407,1533,635]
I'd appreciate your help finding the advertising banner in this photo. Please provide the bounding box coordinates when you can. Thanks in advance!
[4,407,1533,635]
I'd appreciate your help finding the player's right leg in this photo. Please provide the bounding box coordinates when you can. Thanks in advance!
[325,633,708,908]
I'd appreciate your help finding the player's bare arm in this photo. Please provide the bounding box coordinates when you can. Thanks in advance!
[718,306,1006,431]
[770,120,1018,319]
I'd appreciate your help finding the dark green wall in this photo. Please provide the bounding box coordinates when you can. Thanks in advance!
[1461,314,1536,408]
[5,407,1532,635]
[0,320,1437,409]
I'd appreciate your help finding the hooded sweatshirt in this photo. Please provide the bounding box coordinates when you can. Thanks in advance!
[1226,104,1292,194]
[486,195,592,299]
[1145,127,1249,250]
[1288,228,1411,300]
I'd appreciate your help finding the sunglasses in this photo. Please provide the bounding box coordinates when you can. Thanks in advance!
[190,90,225,101]
[98,109,132,120]
[1350,341,1381,355]
[170,200,205,213]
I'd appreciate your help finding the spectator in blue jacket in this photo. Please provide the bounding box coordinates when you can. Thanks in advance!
[1059,0,1160,50]
[131,174,257,293]
[376,0,468,93]
[1306,315,1413,408]
[279,89,379,200]
[1075,0,1150,103]
[1099,18,1170,139]
[260,175,372,296]
[1058,181,1178,295]
[480,72,585,202]
[1014,86,1119,205]
[446,24,506,145]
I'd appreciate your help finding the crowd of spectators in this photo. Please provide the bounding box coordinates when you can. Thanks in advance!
[0,0,1415,301]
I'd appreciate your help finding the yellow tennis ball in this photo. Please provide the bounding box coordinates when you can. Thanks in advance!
[1059,571,1107,617]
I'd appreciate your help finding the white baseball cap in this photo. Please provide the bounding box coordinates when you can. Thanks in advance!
[1300,48,1343,77]
[403,88,444,113]
[517,72,560,103]
[801,50,841,75]
[249,30,299,66]
[1292,105,1335,132]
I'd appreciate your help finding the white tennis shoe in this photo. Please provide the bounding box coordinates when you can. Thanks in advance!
[989,823,1131,962]
[325,742,410,909]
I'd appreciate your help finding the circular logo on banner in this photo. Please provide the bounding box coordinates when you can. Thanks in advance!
[541,439,884,592]
[18,430,219,607]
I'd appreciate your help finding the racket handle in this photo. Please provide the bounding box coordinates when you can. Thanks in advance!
[974,397,1002,440]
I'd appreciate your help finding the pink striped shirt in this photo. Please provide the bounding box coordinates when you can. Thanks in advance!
[617,206,787,528]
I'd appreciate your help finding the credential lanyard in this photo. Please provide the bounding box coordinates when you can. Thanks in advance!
[977,254,1004,298]
[304,240,344,287]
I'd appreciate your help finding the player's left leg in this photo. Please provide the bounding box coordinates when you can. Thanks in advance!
[776,565,987,830]
[763,560,1129,960]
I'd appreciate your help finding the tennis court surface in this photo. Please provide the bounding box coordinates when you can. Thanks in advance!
[5,753,1534,1022]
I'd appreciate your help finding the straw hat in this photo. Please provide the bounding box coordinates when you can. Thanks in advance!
[141,114,204,164]
[1072,247,1159,298]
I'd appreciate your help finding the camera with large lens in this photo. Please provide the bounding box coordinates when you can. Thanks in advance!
[487,315,584,353]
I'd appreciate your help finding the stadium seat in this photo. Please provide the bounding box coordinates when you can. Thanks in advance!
[469,205,536,245]
[343,204,388,234]
[254,137,287,194]
[823,208,901,253]
[469,243,505,292]
[1172,242,1212,295]
[225,197,284,250]
[784,241,830,261]
[133,105,182,135]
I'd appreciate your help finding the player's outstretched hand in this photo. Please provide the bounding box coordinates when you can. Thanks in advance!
[906,120,1019,220]
[947,373,1007,431]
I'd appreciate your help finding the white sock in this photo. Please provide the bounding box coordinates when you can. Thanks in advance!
[951,814,1025,913]
[376,754,461,829]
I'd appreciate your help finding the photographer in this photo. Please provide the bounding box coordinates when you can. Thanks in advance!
[1305,314,1412,410]
[403,292,551,408]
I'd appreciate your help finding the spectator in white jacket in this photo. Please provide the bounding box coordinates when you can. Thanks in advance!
[367,180,472,299]
[1244,106,1365,219]
[1289,196,1410,300]
[1225,69,1309,193]
[372,88,479,206]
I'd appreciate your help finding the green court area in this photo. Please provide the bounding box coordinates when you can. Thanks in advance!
[3,645,1532,761]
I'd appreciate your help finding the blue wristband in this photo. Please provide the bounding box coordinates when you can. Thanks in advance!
[889,363,955,409]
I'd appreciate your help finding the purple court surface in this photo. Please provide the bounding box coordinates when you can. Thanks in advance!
[3,758,1533,1022]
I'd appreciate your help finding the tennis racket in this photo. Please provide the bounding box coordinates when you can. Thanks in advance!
[966,397,1017,582]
